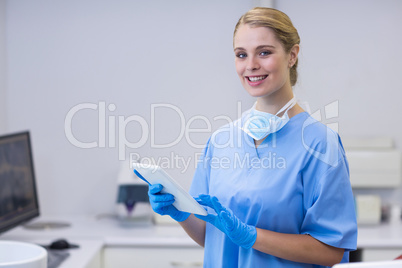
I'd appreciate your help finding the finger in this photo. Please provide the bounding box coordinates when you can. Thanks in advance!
[148,184,163,195]
[195,213,216,224]
[211,196,225,213]
[149,192,174,203]
[154,199,175,210]
[197,194,211,201]
[193,198,208,210]
[220,211,235,232]
[195,197,212,207]
[196,194,213,207]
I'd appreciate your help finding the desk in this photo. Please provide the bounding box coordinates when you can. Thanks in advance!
[0,215,203,268]
[1,215,401,267]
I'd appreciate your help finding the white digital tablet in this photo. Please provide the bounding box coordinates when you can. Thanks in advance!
[132,163,207,216]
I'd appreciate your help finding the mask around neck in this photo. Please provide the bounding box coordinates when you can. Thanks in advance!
[242,97,297,141]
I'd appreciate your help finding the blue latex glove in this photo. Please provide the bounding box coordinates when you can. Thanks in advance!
[195,194,257,249]
[148,184,190,222]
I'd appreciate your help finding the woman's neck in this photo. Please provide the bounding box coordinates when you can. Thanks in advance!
[255,89,304,118]
[255,88,294,114]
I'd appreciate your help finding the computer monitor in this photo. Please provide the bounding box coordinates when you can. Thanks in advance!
[0,131,40,234]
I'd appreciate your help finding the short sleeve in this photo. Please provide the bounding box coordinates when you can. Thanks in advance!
[300,150,358,251]
[189,137,213,197]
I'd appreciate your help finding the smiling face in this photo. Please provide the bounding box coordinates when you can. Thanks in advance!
[234,24,296,101]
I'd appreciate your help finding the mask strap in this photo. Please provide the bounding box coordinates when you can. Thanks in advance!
[275,96,297,116]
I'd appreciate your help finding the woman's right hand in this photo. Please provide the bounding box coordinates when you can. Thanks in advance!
[148,184,190,222]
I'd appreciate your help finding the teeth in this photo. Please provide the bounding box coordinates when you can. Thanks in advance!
[248,76,267,82]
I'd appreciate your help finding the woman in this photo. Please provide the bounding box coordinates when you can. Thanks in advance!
[148,7,357,267]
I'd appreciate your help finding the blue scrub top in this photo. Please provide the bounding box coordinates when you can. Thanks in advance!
[189,111,358,268]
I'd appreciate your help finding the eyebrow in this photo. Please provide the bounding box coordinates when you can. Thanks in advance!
[234,45,276,51]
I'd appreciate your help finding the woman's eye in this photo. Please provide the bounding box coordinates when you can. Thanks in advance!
[260,51,272,56]
[236,53,247,58]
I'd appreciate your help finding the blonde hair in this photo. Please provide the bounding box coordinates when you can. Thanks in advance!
[234,7,300,86]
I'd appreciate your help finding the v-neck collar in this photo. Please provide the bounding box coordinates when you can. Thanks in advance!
[240,111,309,159]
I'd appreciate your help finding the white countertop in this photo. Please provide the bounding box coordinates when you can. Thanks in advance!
[0,215,201,268]
[357,222,402,248]
[3,215,402,248]
[1,215,402,267]
[1,215,200,247]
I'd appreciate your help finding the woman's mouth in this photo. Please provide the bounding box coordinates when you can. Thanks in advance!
[246,75,268,85]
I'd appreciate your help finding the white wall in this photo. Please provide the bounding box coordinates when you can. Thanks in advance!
[6,0,255,215]
[0,0,6,134]
[4,0,402,215]
[276,0,402,205]
[277,0,402,142]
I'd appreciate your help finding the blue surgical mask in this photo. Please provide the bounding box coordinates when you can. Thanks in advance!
[242,97,297,140]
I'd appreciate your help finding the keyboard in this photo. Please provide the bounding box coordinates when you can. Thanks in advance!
[47,250,70,268]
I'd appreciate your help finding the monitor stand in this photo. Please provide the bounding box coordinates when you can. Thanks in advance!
[23,221,71,230]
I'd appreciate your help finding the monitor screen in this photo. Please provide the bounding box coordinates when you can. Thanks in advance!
[0,131,40,234]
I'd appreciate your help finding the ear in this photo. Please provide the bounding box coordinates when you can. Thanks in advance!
[288,44,300,68]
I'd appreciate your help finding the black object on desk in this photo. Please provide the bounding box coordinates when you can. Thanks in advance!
[47,238,79,250]
[40,239,79,268]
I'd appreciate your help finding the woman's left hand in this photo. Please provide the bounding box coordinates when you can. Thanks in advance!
[195,194,257,249]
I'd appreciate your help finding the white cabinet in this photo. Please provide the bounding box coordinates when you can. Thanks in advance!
[357,222,402,262]
[346,150,401,188]
[103,246,204,268]
[362,248,402,262]
[85,249,102,268]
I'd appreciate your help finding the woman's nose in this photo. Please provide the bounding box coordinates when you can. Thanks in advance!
[246,57,260,71]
